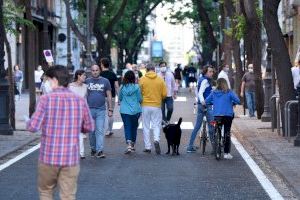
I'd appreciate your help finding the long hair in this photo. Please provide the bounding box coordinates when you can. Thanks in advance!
[74,69,85,81]
[123,70,135,85]
[216,78,229,92]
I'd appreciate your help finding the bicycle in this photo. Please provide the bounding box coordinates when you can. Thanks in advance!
[199,108,208,155]
[211,117,224,160]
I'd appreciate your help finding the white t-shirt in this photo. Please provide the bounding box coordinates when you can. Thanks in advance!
[217,70,231,89]
[34,70,44,83]
[69,82,88,98]
[291,66,300,89]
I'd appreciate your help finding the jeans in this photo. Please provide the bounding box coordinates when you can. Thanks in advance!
[89,108,106,152]
[121,113,140,143]
[142,106,162,149]
[161,97,174,122]
[105,98,115,133]
[188,105,214,148]
[245,91,255,117]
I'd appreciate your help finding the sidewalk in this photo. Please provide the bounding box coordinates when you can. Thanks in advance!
[0,92,40,159]
[233,106,300,198]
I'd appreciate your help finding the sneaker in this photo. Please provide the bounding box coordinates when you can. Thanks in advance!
[91,150,96,157]
[143,149,151,153]
[80,156,86,159]
[124,147,132,154]
[187,147,197,153]
[96,151,106,158]
[224,153,233,159]
[105,132,114,136]
[154,141,161,155]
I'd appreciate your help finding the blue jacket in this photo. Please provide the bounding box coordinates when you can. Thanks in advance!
[205,89,240,117]
[119,84,142,115]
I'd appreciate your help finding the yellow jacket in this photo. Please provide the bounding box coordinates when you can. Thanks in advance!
[139,71,167,107]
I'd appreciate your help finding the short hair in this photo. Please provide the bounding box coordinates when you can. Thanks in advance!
[74,69,85,81]
[146,63,155,71]
[100,58,110,69]
[159,61,167,67]
[202,65,213,75]
[45,65,70,87]
[123,70,135,85]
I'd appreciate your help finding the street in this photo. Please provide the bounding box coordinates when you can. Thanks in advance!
[0,91,277,200]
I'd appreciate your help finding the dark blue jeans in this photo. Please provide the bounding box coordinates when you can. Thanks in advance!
[121,113,140,143]
[161,97,174,122]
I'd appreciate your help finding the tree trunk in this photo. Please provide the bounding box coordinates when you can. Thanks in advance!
[232,39,243,94]
[4,36,15,129]
[241,0,264,119]
[263,0,295,132]
[25,1,36,117]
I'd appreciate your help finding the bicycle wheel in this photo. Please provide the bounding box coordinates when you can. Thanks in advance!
[215,127,221,160]
[199,121,207,155]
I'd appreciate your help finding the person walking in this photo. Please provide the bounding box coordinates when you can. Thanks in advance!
[86,64,113,158]
[187,65,214,153]
[139,63,167,154]
[69,69,88,159]
[187,63,197,92]
[34,65,44,90]
[119,70,142,154]
[291,59,300,94]
[217,64,231,89]
[27,65,94,200]
[240,64,256,117]
[100,58,119,136]
[174,64,182,90]
[205,78,240,159]
[14,64,23,100]
[158,61,177,125]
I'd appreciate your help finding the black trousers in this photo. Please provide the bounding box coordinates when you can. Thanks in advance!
[215,116,233,153]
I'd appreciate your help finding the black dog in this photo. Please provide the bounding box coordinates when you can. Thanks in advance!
[163,118,182,155]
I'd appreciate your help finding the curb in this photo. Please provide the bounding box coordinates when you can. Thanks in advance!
[232,122,300,199]
[0,137,40,160]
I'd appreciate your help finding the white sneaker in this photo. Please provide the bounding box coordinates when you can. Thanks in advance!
[224,153,233,159]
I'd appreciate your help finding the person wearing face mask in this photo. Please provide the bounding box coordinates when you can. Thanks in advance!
[240,64,256,117]
[217,64,231,89]
[41,75,53,94]
[158,61,177,125]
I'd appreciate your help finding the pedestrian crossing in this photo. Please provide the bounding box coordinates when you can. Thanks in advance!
[112,121,194,130]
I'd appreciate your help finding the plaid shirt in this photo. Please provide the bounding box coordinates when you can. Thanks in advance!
[27,87,94,166]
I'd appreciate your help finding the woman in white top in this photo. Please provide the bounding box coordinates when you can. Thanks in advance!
[34,65,44,89]
[69,69,88,159]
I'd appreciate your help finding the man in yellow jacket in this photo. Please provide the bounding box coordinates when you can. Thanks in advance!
[139,63,167,154]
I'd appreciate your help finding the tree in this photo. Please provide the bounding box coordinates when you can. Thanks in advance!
[240,0,264,119]
[263,0,295,131]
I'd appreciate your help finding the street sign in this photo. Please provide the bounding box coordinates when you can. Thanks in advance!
[43,50,54,63]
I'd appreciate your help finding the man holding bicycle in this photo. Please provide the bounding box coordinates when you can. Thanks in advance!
[187,65,214,153]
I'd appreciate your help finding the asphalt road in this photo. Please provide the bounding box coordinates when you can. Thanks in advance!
[0,91,271,200]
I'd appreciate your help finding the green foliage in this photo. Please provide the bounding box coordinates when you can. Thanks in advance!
[3,1,35,35]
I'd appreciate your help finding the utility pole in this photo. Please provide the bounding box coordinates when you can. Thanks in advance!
[43,0,50,69]
[0,0,13,135]
[66,5,72,71]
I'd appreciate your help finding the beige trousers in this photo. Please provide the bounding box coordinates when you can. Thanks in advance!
[38,162,80,200]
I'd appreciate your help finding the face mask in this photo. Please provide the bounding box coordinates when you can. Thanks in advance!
[161,67,167,73]
[248,68,253,73]
[43,80,52,94]
[224,67,229,72]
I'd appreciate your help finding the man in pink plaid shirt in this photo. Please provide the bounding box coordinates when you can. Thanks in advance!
[27,65,94,200]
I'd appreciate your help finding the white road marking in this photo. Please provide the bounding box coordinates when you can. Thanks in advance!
[0,143,40,172]
[174,96,187,102]
[231,136,284,200]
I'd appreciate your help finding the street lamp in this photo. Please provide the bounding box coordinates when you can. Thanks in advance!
[261,45,272,122]
[0,0,13,135]
[294,82,300,146]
